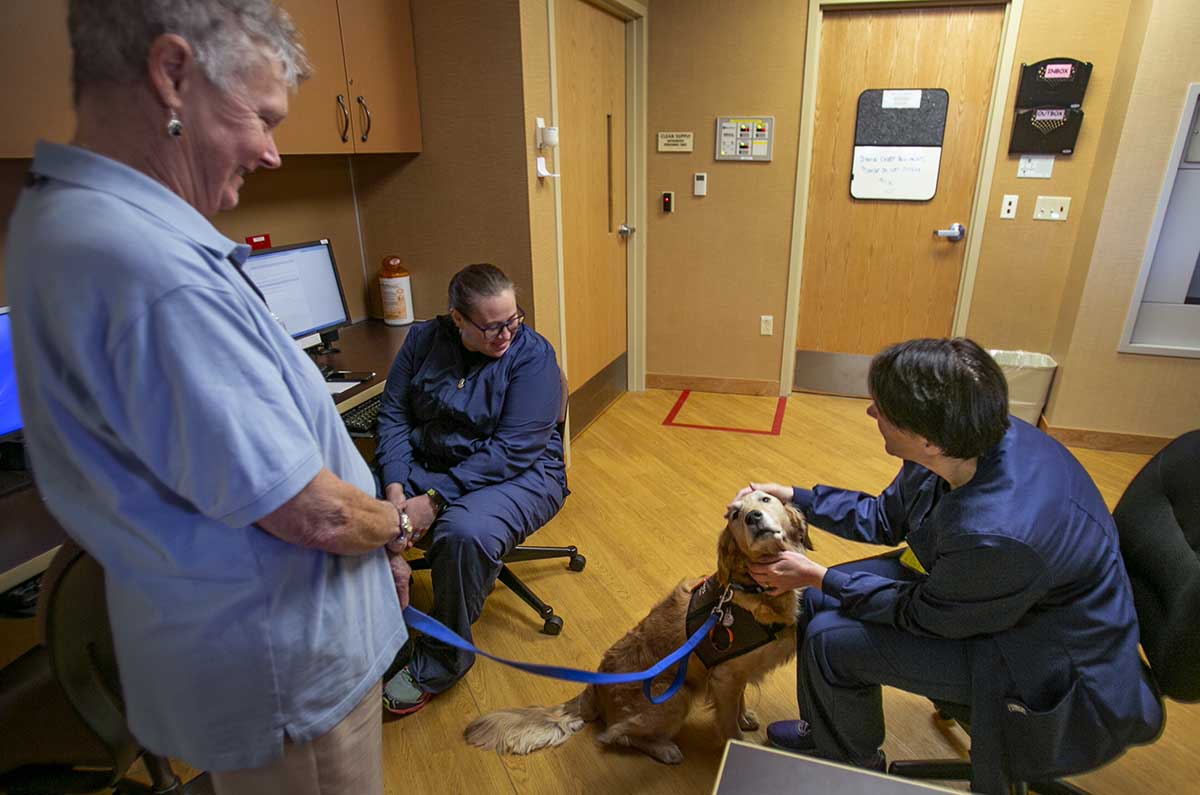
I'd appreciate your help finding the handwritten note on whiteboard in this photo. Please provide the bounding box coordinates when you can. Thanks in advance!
[850,145,942,201]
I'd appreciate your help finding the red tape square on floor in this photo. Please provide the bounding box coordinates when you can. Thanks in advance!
[662,390,787,436]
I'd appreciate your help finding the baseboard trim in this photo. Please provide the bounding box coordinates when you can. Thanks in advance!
[792,349,871,398]
[646,373,780,396]
[1038,416,1171,455]
[569,353,627,439]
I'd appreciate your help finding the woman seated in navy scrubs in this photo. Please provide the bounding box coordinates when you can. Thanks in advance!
[375,263,567,715]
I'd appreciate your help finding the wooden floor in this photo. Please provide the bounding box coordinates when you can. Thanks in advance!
[1,390,1195,793]
[382,390,1200,794]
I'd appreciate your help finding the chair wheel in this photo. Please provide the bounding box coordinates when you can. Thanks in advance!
[568,554,586,572]
[543,615,563,635]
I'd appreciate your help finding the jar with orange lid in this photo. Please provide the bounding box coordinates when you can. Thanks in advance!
[379,256,414,326]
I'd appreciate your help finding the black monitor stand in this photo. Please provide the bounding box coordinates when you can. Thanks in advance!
[307,329,341,356]
[306,330,341,380]
[0,438,32,499]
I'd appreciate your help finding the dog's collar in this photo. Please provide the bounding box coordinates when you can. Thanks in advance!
[726,576,767,594]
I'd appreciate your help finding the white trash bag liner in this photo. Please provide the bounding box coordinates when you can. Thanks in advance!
[988,350,1058,426]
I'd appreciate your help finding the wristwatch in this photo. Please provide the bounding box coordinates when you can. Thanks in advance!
[426,488,446,515]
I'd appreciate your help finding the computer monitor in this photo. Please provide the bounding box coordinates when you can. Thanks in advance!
[0,308,22,442]
[241,239,351,350]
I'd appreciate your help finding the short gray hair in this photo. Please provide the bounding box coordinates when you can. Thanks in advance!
[69,0,312,98]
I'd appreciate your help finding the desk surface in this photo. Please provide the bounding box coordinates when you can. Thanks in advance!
[713,741,960,795]
[0,319,412,595]
[314,320,411,411]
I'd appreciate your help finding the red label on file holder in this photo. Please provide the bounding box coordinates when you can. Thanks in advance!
[246,234,272,250]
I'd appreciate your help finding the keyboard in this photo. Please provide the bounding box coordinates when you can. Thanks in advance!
[341,394,382,437]
[0,571,42,618]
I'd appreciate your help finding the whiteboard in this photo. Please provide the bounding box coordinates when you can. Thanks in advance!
[850,145,942,201]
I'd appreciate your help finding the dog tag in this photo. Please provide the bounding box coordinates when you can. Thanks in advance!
[721,610,735,628]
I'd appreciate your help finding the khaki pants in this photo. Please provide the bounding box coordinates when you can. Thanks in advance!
[211,682,382,795]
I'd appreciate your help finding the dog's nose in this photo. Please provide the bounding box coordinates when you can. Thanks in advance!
[745,510,763,525]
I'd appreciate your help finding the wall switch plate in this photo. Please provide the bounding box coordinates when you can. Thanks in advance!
[1018,155,1055,178]
[1000,194,1018,219]
[1033,195,1071,221]
[760,315,773,336]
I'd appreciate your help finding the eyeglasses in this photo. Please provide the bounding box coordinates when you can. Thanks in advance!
[464,307,525,340]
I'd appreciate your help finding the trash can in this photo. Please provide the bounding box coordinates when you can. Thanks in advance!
[988,350,1058,425]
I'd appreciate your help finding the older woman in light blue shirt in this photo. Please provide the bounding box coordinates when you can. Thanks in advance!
[5,3,405,793]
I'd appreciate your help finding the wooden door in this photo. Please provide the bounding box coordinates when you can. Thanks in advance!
[795,5,1004,363]
[338,0,422,154]
[274,0,354,155]
[0,0,73,158]
[556,0,627,432]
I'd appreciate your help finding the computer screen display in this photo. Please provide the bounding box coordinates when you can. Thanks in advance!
[241,239,350,341]
[0,308,21,439]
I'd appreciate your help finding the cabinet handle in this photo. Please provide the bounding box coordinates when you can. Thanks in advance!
[336,94,350,143]
[356,96,372,143]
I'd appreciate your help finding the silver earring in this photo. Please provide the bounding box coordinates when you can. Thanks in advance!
[166,109,183,137]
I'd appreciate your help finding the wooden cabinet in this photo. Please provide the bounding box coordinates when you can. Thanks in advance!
[0,0,74,158]
[0,0,421,158]
[276,0,422,155]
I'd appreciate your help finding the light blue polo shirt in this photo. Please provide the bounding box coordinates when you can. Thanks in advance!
[5,142,405,771]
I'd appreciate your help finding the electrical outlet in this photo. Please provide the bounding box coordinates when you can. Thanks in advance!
[1000,194,1018,219]
[1033,195,1071,221]
[760,315,774,336]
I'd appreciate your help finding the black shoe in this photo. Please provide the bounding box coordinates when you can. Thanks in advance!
[766,720,885,772]
[767,719,816,752]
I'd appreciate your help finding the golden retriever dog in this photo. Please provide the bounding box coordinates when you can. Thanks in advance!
[464,490,812,764]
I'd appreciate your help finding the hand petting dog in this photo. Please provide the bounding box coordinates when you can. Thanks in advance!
[731,483,827,595]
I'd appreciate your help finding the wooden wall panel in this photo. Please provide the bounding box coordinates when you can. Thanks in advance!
[352,0,535,327]
[213,155,368,321]
[645,0,809,383]
[0,156,367,321]
[520,0,565,356]
[964,0,1133,352]
[1043,0,1200,438]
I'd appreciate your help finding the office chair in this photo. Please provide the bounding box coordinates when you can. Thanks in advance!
[0,540,212,794]
[407,368,584,635]
[888,429,1200,795]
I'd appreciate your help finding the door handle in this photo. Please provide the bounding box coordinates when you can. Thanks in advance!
[617,223,635,238]
[356,96,372,143]
[934,222,965,242]
[336,95,350,143]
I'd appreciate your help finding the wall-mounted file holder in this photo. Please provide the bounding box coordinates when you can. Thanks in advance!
[1009,107,1084,155]
[1016,58,1092,108]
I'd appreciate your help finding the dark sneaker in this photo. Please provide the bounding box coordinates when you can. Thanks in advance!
[766,719,885,772]
[767,719,816,752]
[382,667,432,716]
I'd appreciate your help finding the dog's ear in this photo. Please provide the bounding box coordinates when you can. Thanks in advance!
[716,525,740,583]
[785,504,814,550]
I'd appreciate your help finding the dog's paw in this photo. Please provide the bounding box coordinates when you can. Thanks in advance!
[738,710,760,731]
[654,744,684,765]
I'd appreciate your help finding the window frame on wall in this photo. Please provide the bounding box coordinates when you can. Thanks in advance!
[1119,82,1200,359]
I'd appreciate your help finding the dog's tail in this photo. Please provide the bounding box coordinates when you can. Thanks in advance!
[464,686,598,755]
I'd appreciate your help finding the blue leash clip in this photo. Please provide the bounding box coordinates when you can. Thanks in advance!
[402,584,732,704]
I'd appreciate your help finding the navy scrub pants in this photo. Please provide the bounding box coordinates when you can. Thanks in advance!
[797,552,974,767]
[405,464,566,693]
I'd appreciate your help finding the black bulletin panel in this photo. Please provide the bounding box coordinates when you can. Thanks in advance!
[851,88,949,201]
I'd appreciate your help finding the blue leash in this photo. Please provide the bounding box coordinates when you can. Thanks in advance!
[402,586,730,704]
